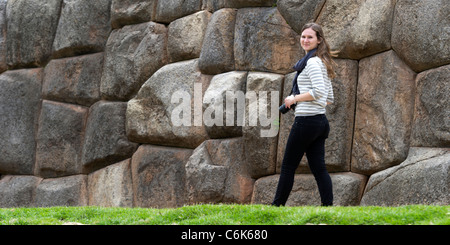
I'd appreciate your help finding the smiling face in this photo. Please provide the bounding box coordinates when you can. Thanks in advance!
[301,28,321,53]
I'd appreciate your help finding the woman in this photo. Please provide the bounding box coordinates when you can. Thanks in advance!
[272,23,336,207]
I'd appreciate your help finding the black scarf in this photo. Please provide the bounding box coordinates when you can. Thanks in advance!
[290,48,317,95]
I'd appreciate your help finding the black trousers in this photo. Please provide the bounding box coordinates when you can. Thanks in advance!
[272,114,333,206]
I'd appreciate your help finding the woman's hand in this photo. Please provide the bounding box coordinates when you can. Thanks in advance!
[285,95,296,108]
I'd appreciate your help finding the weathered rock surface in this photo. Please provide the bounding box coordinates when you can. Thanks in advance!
[392,0,450,72]
[361,148,450,206]
[244,72,283,178]
[0,0,6,73]
[0,69,42,175]
[0,176,42,207]
[317,0,395,59]
[186,138,254,204]
[88,159,133,207]
[6,0,61,68]
[35,101,88,178]
[234,8,301,74]
[126,59,211,149]
[155,0,202,24]
[252,172,367,206]
[198,8,237,75]
[131,145,192,208]
[411,65,450,147]
[43,53,103,107]
[204,0,277,11]
[277,0,326,34]
[82,101,138,173]
[203,71,247,138]
[35,175,88,207]
[101,21,167,101]
[168,10,211,63]
[352,51,416,175]
[52,0,111,58]
[110,0,157,29]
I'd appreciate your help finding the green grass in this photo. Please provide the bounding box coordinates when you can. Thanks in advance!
[0,204,449,225]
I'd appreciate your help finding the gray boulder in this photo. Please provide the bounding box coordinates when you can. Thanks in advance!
[317,0,395,59]
[35,175,88,207]
[126,59,211,149]
[352,51,416,175]
[82,101,138,173]
[0,0,6,72]
[199,8,237,75]
[0,69,42,175]
[392,0,450,72]
[185,138,254,204]
[131,145,192,208]
[204,0,276,11]
[0,175,42,207]
[203,71,247,138]
[88,159,133,207]
[6,0,61,68]
[43,53,103,107]
[361,148,450,206]
[244,72,283,178]
[52,0,111,58]
[411,64,450,147]
[277,0,326,34]
[35,101,88,178]
[155,0,202,24]
[234,8,301,74]
[110,0,157,29]
[168,10,211,63]
[100,21,167,101]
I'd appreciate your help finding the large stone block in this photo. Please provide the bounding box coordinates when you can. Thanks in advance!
[43,53,103,107]
[0,69,42,175]
[252,172,367,206]
[131,145,192,208]
[203,71,247,138]
[0,175,42,207]
[186,138,254,204]
[277,0,326,34]
[277,59,358,174]
[317,0,395,60]
[204,0,277,11]
[35,175,88,207]
[155,0,202,24]
[411,65,450,147]
[6,0,61,68]
[35,101,88,178]
[82,101,138,173]
[361,148,450,206]
[168,10,211,63]
[352,50,416,175]
[244,72,283,178]
[199,8,237,75]
[0,0,6,73]
[88,159,133,207]
[392,0,450,72]
[100,21,167,101]
[110,0,157,29]
[52,0,111,58]
[234,8,301,74]
[126,59,211,149]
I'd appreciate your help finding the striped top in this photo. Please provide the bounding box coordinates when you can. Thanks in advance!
[294,56,334,116]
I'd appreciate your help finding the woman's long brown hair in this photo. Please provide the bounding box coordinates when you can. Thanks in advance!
[302,23,337,79]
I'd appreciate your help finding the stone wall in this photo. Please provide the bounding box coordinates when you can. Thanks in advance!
[0,0,448,208]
